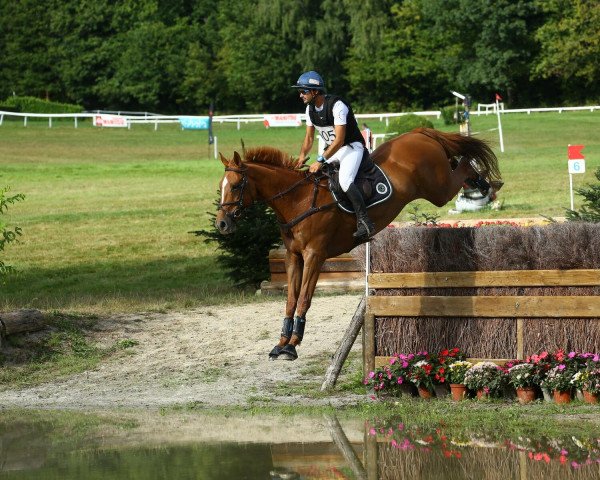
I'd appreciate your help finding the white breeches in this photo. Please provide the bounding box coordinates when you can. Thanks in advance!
[326,142,364,192]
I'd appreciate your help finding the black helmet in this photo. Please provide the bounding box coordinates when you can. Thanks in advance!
[291,71,325,91]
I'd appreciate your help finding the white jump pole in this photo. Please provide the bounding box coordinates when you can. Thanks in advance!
[496,99,505,153]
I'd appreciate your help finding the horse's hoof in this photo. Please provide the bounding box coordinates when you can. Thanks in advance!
[279,344,298,361]
[269,345,283,360]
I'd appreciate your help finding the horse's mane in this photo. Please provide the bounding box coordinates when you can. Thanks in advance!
[243,146,297,170]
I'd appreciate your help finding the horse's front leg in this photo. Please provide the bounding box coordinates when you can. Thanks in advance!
[279,250,326,361]
[269,251,303,360]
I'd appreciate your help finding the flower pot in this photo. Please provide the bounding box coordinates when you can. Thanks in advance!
[434,383,450,398]
[516,387,536,405]
[399,383,418,397]
[450,383,468,401]
[553,389,572,404]
[417,386,434,399]
[476,389,489,400]
[583,390,599,404]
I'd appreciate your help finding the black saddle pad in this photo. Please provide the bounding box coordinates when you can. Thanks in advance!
[324,150,393,213]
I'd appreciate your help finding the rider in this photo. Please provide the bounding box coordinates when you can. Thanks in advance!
[292,70,375,241]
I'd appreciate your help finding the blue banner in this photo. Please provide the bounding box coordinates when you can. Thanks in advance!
[179,116,210,130]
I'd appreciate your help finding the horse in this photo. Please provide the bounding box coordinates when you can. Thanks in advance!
[215,127,501,360]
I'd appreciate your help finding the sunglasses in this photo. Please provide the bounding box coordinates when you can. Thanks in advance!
[299,89,311,94]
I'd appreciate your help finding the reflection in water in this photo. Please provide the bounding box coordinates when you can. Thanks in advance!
[367,419,600,480]
[1,411,600,479]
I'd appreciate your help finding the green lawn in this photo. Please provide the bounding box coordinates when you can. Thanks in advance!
[0,112,599,313]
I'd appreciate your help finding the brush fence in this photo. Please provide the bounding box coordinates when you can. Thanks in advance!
[363,269,600,374]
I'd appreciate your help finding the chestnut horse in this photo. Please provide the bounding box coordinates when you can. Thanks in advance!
[215,128,501,360]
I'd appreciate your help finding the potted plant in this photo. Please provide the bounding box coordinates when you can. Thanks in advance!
[447,360,473,401]
[431,348,466,397]
[581,369,600,404]
[389,353,417,396]
[527,351,556,402]
[507,363,538,404]
[409,359,435,398]
[541,364,575,404]
[463,361,507,399]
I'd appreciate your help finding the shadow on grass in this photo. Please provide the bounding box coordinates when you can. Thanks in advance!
[0,255,259,312]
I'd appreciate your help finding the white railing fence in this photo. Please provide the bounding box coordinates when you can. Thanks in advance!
[0,105,598,130]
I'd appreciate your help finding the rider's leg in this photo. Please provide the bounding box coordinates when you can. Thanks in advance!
[335,144,375,240]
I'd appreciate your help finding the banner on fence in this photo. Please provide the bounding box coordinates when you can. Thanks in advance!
[263,114,302,128]
[93,114,128,128]
[179,116,210,130]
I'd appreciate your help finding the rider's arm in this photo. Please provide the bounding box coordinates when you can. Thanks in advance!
[322,124,346,160]
[297,125,315,167]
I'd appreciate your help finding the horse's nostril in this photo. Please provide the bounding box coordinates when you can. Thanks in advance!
[218,220,228,231]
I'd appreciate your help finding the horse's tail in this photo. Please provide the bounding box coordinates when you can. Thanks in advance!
[415,127,502,183]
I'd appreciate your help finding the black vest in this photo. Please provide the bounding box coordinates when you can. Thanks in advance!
[308,95,365,147]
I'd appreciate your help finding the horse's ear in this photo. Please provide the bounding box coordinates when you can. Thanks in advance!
[219,153,229,167]
[232,151,242,167]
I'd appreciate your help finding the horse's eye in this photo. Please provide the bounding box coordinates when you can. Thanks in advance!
[231,183,242,191]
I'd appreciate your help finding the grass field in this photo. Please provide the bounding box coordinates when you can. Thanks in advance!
[1,111,599,313]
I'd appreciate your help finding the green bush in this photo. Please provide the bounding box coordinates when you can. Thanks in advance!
[566,167,600,222]
[196,196,282,288]
[385,114,434,135]
[1,96,83,114]
[1,186,25,280]
[440,105,465,125]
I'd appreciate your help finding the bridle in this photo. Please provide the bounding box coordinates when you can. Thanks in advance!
[217,166,249,222]
[218,163,336,229]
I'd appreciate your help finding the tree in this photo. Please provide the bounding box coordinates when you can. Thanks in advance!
[566,167,600,222]
[532,0,600,104]
[420,0,541,105]
[0,187,25,280]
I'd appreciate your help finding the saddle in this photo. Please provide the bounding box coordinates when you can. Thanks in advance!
[323,150,393,214]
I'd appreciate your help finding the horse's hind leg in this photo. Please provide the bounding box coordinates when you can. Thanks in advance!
[269,251,303,360]
[426,156,474,207]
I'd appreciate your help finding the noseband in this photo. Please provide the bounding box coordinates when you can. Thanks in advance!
[217,166,249,222]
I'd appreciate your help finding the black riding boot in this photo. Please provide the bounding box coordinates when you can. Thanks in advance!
[345,183,375,241]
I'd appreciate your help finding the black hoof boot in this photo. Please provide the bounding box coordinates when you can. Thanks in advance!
[268,317,294,360]
[279,344,298,361]
[464,176,491,196]
[269,345,283,360]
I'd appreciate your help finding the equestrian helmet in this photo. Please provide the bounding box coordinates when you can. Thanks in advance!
[291,71,325,91]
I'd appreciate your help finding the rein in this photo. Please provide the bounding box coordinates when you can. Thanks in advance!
[218,165,336,229]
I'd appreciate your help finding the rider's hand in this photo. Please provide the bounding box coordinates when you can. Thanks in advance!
[296,156,308,169]
[309,162,322,173]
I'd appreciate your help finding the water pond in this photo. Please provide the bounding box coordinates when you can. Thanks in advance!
[1,411,599,479]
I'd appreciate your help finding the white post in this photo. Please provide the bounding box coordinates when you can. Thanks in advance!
[237,118,241,130]
[214,136,218,159]
[496,99,504,153]
[49,117,52,128]
[365,241,370,297]
[1,114,4,126]
[74,117,78,128]
[569,173,574,210]
[24,117,27,127]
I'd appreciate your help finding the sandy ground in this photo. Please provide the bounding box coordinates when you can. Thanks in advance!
[0,294,367,409]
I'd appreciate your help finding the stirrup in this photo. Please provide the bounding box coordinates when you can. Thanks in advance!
[353,218,375,240]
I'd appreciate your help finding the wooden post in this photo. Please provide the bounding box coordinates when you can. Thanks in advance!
[321,296,366,391]
[516,318,524,360]
[363,308,375,378]
[324,415,367,480]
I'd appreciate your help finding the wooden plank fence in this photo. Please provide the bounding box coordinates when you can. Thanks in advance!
[363,269,600,375]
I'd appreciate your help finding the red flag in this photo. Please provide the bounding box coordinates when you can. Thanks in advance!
[568,145,584,160]
[495,93,502,101]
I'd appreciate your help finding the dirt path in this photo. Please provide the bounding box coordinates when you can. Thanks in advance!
[0,294,366,409]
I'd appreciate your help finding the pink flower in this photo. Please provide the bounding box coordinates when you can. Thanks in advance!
[568,351,576,358]
[558,364,566,370]
[368,371,375,379]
